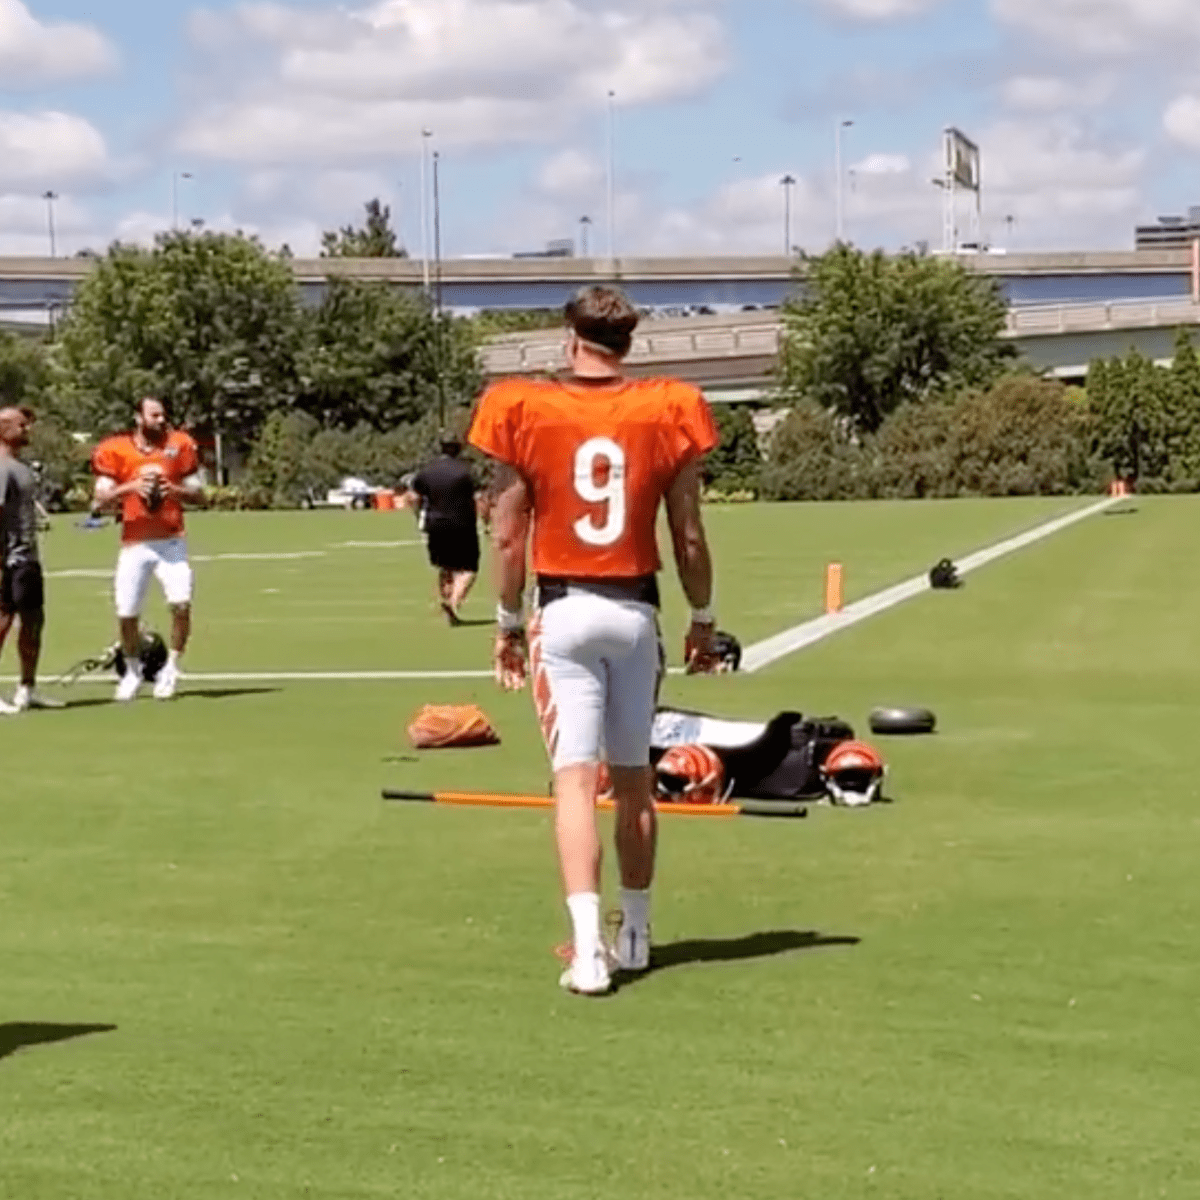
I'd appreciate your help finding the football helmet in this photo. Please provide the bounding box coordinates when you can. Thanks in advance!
[655,743,728,805]
[112,630,169,683]
[821,740,885,807]
[713,630,742,672]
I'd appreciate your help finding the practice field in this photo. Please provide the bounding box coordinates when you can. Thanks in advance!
[3,497,1198,1199]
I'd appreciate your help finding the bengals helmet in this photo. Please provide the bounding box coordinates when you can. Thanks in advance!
[655,744,728,805]
[821,740,885,807]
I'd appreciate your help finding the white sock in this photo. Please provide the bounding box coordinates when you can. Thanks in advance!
[125,657,141,679]
[620,887,651,931]
[566,892,602,958]
[168,649,181,668]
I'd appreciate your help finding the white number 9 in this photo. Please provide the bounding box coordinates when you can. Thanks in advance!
[573,437,626,547]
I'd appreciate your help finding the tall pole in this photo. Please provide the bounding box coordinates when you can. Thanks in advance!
[420,129,433,294]
[42,191,57,258]
[171,171,193,232]
[579,214,591,257]
[605,90,616,260]
[780,175,795,254]
[432,149,446,430]
[835,120,852,242]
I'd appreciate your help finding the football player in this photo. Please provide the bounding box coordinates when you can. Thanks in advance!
[92,397,205,701]
[468,285,720,995]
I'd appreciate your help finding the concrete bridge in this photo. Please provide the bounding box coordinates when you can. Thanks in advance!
[480,295,1200,399]
[2,248,1199,313]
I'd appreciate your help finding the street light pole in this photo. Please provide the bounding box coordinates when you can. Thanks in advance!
[171,171,193,232]
[780,175,795,254]
[419,129,433,295]
[42,191,58,258]
[579,214,592,257]
[834,119,853,242]
[605,90,616,260]
[432,149,446,430]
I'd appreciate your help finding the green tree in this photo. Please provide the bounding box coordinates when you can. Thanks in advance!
[298,278,481,430]
[1088,348,1173,486]
[778,244,1015,433]
[321,199,407,258]
[55,232,303,452]
[704,404,762,494]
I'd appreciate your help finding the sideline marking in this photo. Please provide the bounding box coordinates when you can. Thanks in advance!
[334,540,422,548]
[740,496,1118,674]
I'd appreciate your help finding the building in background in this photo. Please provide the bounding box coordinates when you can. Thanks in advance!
[1135,207,1200,250]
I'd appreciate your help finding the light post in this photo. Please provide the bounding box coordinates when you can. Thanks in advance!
[432,149,446,429]
[834,119,853,242]
[579,214,592,257]
[42,191,58,257]
[605,90,616,259]
[419,129,433,294]
[171,171,193,231]
[780,175,795,255]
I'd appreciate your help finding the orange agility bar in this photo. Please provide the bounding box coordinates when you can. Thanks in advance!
[381,790,808,819]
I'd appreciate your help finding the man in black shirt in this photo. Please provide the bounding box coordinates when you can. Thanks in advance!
[405,436,480,625]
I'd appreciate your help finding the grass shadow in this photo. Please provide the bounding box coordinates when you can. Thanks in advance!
[614,929,859,992]
[52,687,281,709]
[0,1022,116,1062]
[451,618,494,628]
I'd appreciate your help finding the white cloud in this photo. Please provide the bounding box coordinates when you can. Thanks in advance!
[806,0,945,20]
[855,153,910,175]
[0,0,116,86]
[1001,74,1114,112]
[0,111,111,190]
[993,0,1200,56]
[177,0,728,164]
[1163,94,1200,150]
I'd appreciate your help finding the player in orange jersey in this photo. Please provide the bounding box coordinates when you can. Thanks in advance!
[468,285,720,995]
[91,397,206,702]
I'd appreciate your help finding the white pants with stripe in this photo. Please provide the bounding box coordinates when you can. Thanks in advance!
[529,589,662,770]
[114,538,193,618]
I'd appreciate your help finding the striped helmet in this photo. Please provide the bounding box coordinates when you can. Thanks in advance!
[655,744,727,805]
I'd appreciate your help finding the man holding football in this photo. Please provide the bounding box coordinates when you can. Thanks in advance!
[92,396,205,701]
[468,285,719,996]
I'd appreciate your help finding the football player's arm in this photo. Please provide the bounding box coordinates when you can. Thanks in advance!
[490,462,530,616]
[93,473,142,512]
[488,461,531,691]
[163,471,206,505]
[665,457,718,673]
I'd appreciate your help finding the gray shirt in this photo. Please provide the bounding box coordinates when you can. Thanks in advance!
[0,455,40,567]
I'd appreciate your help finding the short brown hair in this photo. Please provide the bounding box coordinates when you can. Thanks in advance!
[564,286,639,357]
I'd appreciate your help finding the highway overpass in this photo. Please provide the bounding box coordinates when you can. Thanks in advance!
[480,295,1200,400]
[2,248,1199,313]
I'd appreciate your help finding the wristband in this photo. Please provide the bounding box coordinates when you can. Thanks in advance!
[497,604,525,632]
[690,606,715,625]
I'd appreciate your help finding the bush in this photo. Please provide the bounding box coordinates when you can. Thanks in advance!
[704,405,762,496]
[759,401,874,501]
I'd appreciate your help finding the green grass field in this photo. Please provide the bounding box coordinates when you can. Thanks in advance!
[3,497,1198,1199]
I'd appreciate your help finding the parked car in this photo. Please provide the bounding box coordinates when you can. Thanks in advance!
[300,476,381,510]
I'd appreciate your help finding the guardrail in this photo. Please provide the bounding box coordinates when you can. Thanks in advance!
[1005,296,1200,335]
[479,319,783,374]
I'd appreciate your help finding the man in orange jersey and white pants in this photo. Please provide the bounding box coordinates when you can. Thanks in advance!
[468,285,720,995]
[92,397,205,702]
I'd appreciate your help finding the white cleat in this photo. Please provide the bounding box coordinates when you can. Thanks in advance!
[559,948,613,996]
[12,685,65,711]
[152,661,179,701]
[613,922,651,973]
[114,669,143,703]
[0,696,18,716]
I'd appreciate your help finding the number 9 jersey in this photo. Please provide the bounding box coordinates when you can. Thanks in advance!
[467,375,719,578]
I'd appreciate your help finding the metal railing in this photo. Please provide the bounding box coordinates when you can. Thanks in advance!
[1005,295,1200,335]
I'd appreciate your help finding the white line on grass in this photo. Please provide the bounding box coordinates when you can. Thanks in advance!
[740,496,1118,674]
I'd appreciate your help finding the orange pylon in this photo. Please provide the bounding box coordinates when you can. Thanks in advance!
[825,562,844,614]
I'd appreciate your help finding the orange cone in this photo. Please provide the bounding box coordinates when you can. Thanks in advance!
[825,562,844,614]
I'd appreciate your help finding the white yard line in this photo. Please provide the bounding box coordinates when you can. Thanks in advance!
[740,496,1118,674]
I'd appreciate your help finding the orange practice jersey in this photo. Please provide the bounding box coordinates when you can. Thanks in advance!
[92,430,200,544]
[468,375,719,578]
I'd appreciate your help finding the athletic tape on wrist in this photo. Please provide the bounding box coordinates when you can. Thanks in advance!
[496,604,525,632]
[690,605,715,625]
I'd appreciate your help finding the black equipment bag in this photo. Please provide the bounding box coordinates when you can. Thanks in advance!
[650,708,854,801]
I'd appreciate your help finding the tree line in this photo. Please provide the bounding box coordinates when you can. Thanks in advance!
[1,222,1192,507]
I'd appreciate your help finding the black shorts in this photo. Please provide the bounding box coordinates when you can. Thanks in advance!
[426,522,480,573]
[0,561,45,616]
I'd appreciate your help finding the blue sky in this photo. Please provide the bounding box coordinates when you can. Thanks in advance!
[4,0,1200,259]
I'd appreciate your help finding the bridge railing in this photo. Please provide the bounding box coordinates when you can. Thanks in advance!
[1006,296,1200,335]
[480,319,783,374]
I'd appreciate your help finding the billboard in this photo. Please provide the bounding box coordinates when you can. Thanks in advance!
[944,127,980,192]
